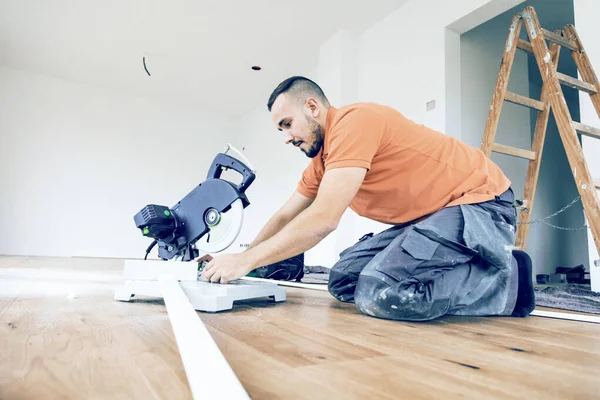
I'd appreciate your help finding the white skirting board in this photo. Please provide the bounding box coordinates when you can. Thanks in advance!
[158,274,250,400]
[241,276,329,291]
[530,309,600,324]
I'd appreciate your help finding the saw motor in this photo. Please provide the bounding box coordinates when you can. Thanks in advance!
[134,144,255,261]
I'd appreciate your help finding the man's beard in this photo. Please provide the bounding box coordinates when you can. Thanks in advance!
[301,116,324,158]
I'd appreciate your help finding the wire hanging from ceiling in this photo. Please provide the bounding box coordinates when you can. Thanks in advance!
[143,55,151,76]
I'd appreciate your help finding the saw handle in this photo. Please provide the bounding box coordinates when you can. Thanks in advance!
[207,153,256,193]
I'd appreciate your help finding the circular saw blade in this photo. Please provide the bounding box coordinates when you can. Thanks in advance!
[196,199,244,253]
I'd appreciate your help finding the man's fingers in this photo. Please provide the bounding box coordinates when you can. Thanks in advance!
[202,264,214,282]
[203,260,215,271]
[209,270,221,283]
[197,254,213,263]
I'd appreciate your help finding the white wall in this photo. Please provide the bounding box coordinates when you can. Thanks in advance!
[358,0,526,134]
[574,0,600,290]
[0,65,237,259]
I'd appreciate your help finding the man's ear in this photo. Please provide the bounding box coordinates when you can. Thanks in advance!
[305,98,320,118]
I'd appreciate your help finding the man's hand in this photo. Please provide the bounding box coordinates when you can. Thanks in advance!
[200,252,258,284]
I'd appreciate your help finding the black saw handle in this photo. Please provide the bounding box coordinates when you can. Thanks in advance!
[207,153,256,193]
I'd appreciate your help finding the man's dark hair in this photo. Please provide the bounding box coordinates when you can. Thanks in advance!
[267,76,330,111]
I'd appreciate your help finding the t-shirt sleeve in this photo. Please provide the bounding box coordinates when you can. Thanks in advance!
[296,158,323,199]
[324,108,385,171]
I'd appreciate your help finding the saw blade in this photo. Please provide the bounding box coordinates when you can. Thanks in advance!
[196,198,243,253]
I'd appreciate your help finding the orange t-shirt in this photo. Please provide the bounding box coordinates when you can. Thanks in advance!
[297,102,512,224]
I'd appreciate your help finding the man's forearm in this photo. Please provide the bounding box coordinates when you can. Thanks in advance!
[245,206,335,269]
[247,213,292,250]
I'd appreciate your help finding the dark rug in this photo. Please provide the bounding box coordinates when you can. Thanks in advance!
[534,284,600,315]
[303,265,330,282]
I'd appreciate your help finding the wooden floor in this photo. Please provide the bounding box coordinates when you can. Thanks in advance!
[1,256,600,399]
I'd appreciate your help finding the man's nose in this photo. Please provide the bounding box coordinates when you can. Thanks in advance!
[283,131,294,144]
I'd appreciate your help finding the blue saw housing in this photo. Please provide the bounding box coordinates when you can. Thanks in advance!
[134,151,255,261]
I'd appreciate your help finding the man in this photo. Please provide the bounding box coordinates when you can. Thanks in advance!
[200,76,535,321]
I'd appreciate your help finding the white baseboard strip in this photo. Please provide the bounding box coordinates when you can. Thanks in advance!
[157,274,250,400]
[240,276,329,291]
[531,309,600,324]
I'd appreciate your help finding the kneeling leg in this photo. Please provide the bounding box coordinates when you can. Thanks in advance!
[354,227,516,321]
[328,227,405,303]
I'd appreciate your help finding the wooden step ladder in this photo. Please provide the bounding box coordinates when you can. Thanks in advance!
[481,6,600,256]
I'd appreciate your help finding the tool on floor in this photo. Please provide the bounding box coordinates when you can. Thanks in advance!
[134,143,255,261]
[114,144,286,312]
[480,6,600,258]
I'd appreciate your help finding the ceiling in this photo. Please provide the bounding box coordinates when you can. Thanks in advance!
[0,0,408,117]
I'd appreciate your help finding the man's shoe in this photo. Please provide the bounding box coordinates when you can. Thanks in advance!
[511,249,535,317]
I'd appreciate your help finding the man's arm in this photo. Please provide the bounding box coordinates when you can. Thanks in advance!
[202,166,366,283]
[247,191,314,250]
[243,167,366,268]
[196,190,313,264]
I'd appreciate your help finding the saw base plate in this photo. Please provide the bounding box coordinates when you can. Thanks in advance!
[115,260,286,312]
[115,275,286,312]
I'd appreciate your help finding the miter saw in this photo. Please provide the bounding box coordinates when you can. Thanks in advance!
[114,144,287,312]
[134,144,254,262]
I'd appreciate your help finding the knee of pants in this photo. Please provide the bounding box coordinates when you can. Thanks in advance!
[354,274,449,321]
[327,268,358,303]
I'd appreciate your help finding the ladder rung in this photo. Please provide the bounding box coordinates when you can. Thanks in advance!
[491,144,536,160]
[541,28,577,51]
[557,72,598,94]
[573,122,600,139]
[517,39,533,54]
[504,91,545,111]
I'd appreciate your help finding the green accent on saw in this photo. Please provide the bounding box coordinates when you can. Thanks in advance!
[164,210,171,216]
[143,227,149,235]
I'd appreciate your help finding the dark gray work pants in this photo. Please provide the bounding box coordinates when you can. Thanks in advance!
[328,189,519,321]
